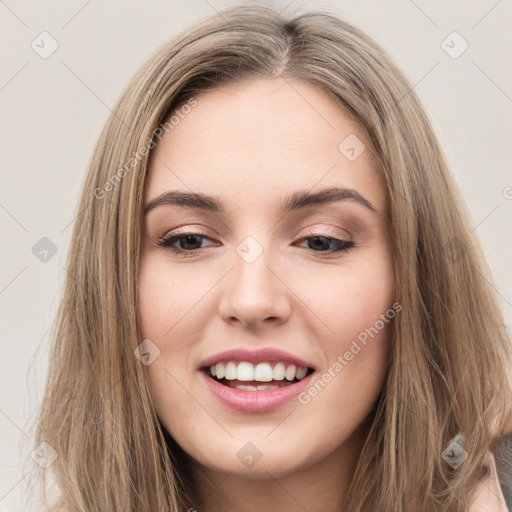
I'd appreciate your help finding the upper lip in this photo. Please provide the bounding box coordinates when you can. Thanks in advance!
[199,348,315,370]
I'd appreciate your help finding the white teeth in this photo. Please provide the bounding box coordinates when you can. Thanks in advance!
[273,362,286,380]
[233,384,279,391]
[208,361,310,383]
[296,366,307,380]
[285,364,296,381]
[237,361,254,381]
[225,361,237,380]
[215,362,225,379]
[254,363,273,382]
[235,384,258,391]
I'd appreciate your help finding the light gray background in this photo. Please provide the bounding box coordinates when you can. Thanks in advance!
[1,1,511,509]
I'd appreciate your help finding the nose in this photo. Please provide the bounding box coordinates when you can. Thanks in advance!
[218,245,292,329]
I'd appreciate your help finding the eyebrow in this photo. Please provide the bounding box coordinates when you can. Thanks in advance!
[144,186,379,215]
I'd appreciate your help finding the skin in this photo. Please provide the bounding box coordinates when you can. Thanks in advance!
[138,77,396,511]
[468,451,509,512]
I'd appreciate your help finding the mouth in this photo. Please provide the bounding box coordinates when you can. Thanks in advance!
[203,361,315,391]
[198,348,316,413]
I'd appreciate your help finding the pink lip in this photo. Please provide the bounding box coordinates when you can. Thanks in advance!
[200,370,314,413]
[199,347,314,370]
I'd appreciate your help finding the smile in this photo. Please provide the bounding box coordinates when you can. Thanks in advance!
[199,347,316,412]
[208,361,312,390]
[200,358,315,413]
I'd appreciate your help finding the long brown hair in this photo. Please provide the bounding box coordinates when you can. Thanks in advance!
[28,4,511,511]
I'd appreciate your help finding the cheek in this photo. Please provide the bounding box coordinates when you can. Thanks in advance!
[297,255,395,352]
[137,255,199,413]
[139,256,178,336]
[138,254,217,397]
[334,281,394,352]
[138,256,205,435]
[138,254,208,344]
[293,256,395,414]
[295,257,395,422]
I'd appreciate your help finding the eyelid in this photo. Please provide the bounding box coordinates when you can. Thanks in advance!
[299,224,352,241]
[160,225,215,239]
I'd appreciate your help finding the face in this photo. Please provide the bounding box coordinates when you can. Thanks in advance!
[138,78,395,480]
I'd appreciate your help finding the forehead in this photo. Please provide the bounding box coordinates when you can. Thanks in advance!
[145,78,386,214]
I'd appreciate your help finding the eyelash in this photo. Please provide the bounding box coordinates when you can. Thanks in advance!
[156,231,355,256]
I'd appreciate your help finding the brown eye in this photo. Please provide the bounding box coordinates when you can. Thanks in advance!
[157,233,215,254]
[296,235,355,253]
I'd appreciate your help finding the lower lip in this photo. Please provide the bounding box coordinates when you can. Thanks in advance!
[200,370,314,413]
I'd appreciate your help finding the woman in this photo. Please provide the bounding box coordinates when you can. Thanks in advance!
[31,4,511,511]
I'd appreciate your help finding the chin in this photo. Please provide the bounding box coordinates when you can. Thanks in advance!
[186,434,322,480]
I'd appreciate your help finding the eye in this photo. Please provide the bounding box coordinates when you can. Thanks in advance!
[156,231,355,256]
[156,233,216,255]
[295,235,355,254]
